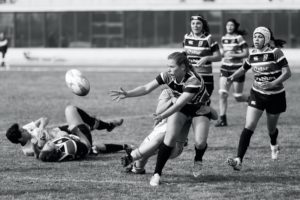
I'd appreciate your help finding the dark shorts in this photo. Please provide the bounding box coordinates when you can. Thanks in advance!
[220,68,245,83]
[180,104,212,119]
[248,89,286,114]
[0,45,8,56]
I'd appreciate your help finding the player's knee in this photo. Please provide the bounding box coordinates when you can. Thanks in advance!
[169,143,184,159]
[219,89,228,99]
[233,93,244,102]
[194,141,206,149]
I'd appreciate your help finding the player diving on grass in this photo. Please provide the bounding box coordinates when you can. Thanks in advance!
[121,88,218,174]
[6,105,129,161]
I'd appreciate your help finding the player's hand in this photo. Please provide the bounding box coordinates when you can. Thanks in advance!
[153,113,163,126]
[259,81,276,90]
[109,87,128,101]
[225,76,233,86]
[196,57,208,67]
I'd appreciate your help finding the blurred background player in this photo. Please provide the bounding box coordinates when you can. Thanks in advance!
[215,19,249,127]
[122,89,217,174]
[226,27,291,170]
[0,32,8,69]
[6,105,125,157]
[183,14,221,98]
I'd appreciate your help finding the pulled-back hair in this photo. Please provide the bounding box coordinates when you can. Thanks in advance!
[167,52,202,81]
[190,14,210,36]
[6,123,22,144]
[269,28,286,48]
[226,18,247,36]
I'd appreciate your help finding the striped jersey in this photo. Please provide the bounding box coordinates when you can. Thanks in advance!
[51,135,88,161]
[243,47,288,95]
[156,71,210,106]
[221,34,248,71]
[183,32,219,80]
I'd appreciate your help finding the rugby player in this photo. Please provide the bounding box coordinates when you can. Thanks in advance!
[226,27,291,170]
[216,18,249,127]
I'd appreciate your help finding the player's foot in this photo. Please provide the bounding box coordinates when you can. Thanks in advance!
[270,144,280,160]
[227,157,242,171]
[192,160,203,178]
[89,145,99,155]
[121,154,133,167]
[107,119,124,132]
[149,173,160,186]
[125,163,146,174]
[123,144,133,155]
[215,119,227,127]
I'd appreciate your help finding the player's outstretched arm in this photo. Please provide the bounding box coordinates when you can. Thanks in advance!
[110,79,159,101]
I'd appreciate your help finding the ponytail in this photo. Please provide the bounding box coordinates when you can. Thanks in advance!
[269,29,286,48]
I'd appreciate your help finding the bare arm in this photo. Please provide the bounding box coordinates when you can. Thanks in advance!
[110,79,160,101]
[34,117,49,129]
[154,92,194,122]
[225,46,249,59]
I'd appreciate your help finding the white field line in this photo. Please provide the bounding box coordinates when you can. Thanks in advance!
[8,176,142,185]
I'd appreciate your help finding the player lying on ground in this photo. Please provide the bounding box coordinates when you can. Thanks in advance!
[6,105,126,158]
[122,88,218,174]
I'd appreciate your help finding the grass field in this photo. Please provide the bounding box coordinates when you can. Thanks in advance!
[0,69,299,200]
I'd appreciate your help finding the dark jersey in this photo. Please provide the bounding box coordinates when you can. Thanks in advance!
[156,71,210,106]
[243,47,288,95]
[52,135,89,161]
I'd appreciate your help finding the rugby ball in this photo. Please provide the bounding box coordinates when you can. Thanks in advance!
[65,69,90,96]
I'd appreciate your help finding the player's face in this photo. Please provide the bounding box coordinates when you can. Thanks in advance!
[191,19,203,35]
[167,59,185,81]
[226,21,235,34]
[253,33,265,49]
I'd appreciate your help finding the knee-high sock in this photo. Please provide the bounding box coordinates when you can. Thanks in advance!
[99,144,124,153]
[237,128,254,161]
[194,143,207,162]
[154,143,173,176]
[76,107,110,130]
[269,128,278,145]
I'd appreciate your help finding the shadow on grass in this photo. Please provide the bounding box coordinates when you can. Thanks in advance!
[0,188,75,197]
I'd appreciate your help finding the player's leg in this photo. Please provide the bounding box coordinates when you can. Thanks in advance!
[216,76,231,127]
[232,76,249,102]
[227,105,263,170]
[150,112,188,186]
[192,115,210,177]
[93,143,131,153]
[265,91,286,160]
[75,106,123,132]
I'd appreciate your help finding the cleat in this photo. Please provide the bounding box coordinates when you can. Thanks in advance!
[192,160,203,178]
[89,145,99,155]
[121,154,133,167]
[270,144,280,160]
[125,163,146,174]
[227,157,242,171]
[215,119,227,127]
[123,144,133,155]
[149,173,160,186]
[107,119,124,132]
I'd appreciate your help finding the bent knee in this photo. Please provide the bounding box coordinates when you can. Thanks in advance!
[233,93,244,102]
[219,89,229,98]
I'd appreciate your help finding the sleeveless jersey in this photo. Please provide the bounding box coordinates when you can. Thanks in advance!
[243,47,288,95]
[221,34,248,71]
[183,32,219,83]
[156,71,210,106]
[52,135,88,161]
